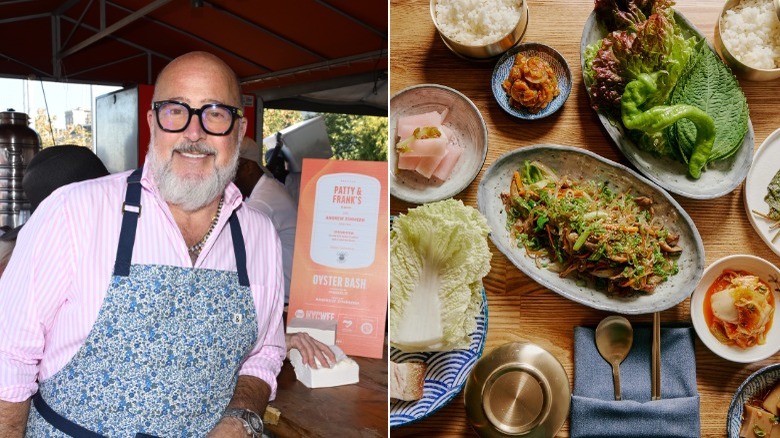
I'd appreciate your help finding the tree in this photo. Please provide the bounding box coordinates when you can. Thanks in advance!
[262,109,387,162]
[33,109,56,146]
[321,113,387,161]
[32,108,92,147]
[262,109,304,139]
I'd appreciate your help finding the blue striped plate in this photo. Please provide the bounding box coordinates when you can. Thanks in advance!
[389,287,488,428]
[726,363,780,437]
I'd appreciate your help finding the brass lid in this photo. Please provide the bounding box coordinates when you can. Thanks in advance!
[465,342,570,437]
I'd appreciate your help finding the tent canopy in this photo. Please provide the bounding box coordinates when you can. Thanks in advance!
[0,0,388,116]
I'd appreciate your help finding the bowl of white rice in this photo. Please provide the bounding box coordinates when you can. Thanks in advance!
[715,0,780,81]
[430,0,529,61]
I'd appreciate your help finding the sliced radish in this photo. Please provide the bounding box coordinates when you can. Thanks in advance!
[397,154,421,170]
[396,111,443,139]
[432,143,463,180]
[400,132,448,157]
[415,149,449,179]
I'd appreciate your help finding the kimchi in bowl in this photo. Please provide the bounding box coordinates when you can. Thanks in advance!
[691,254,780,363]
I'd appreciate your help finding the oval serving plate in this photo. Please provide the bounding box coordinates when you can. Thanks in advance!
[726,364,780,438]
[744,127,780,258]
[580,10,753,200]
[390,84,489,204]
[491,42,573,120]
[390,287,488,427]
[477,144,705,314]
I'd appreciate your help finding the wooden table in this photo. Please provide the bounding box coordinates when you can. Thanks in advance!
[267,345,388,437]
[389,0,780,436]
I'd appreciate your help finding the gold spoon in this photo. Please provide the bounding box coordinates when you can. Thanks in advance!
[595,316,634,401]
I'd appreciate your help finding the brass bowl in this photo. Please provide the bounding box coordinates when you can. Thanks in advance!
[464,342,570,437]
[430,0,529,61]
[714,0,780,81]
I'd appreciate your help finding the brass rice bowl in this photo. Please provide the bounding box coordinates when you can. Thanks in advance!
[430,0,529,61]
[714,0,780,81]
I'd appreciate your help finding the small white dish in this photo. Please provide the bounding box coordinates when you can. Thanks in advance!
[744,127,780,258]
[690,254,780,363]
[390,84,488,204]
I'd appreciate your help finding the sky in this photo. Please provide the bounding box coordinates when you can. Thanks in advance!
[0,77,121,130]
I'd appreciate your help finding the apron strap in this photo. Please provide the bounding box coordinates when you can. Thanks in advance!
[229,211,250,287]
[33,392,160,438]
[113,168,143,277]
[112,167,250,286]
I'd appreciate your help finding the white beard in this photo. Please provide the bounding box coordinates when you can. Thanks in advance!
[148,131,240,212]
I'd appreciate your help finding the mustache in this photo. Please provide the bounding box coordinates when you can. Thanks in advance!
[172,142,217,156]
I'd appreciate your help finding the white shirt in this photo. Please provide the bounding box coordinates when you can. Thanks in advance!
[245,174,298,303]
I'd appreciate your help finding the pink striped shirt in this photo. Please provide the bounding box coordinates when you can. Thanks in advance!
[0,164,286,402]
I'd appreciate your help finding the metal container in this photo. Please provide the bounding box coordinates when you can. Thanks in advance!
[715,0,780,81]
[464,342,570,437]
[430,0,529,61]
[0,109,41,229]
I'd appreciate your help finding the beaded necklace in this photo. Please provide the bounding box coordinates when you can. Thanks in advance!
[188,196,223,257]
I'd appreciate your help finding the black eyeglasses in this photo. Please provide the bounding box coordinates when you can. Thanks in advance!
[152,100,244,136]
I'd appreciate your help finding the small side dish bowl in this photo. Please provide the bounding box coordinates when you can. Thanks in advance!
[430,0,529,61]
[726,363,780,438]
[714,0,780,81]
[390,84,488,204]
[492,43,572,120]
[691,254,780,363]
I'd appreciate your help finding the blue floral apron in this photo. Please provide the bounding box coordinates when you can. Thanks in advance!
[26,168,259,437]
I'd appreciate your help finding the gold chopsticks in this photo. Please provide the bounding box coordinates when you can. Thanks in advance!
[652,312,661,400]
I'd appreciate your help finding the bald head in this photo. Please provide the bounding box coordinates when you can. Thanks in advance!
[153,51,242,107]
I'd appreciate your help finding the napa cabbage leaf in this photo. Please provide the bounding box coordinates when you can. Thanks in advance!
[390,199,491,352]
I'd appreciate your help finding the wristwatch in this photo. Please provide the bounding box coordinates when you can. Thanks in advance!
[222,407,264,437]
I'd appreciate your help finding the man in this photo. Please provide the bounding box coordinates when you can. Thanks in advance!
[0,52,285,437]
[235,137,297,304]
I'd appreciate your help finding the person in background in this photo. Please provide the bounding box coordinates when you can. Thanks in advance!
[235,137,335,369]
[0,145,110,276]
[236,137,297,303]
[0,51,285,438]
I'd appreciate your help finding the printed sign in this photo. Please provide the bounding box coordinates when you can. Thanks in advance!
[287,159,388,358]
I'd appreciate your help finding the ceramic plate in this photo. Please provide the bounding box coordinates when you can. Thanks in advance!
[690,254,780,363]
[390,84,488,204]
[491,42,572,120]
[389,287,488,427]
[744,128,780,257]
[727,364,780,438]
[580,10,753,200]
[477,144,705,314]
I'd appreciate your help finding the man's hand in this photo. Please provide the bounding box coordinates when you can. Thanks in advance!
[207,375,270,437]
[286,332,337,368]
[206,416,249,437]
[0,398,31,438]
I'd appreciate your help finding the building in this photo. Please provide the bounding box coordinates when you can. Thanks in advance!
[65,107,92,130]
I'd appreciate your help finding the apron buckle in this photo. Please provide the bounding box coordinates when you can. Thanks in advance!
[122,202,141,218]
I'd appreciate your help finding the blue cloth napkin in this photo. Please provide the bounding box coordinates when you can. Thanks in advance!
[570,325,700,438]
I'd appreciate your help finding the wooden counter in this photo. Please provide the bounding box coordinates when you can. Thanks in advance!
[389,0,780,436]
[267,345,388,437]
